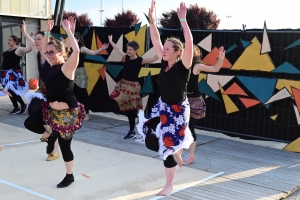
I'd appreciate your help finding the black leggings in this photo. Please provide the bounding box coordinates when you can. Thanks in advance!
[125,110,137,131]
[189,117,197,142]
[28,98,43,116]
[24,107,74,162]
[8,89,25,108]
[73,84,89,114]
[145,117,177,168]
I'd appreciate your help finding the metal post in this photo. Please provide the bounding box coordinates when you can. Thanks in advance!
[56,0,66,26]
[53,0,61,24]
[226,16,232,29]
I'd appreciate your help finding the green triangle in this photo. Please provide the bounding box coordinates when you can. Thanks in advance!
[141,72,153,94]
[143,12,150,24]
[52,33,67,40]
[82,27,89,37]
[198,79,220,100]
[106,64,123,79]
[135,22,142,35]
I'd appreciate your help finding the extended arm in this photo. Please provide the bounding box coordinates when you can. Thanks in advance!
[81,43,109,55]
[108,35,126,57]
[141,55,159,64]
[21,20,37,54]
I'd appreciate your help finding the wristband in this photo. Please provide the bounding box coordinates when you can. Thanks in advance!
[45,32,52,37]
[149,20,155,24]
[99,48,103,51]
[218,59,224,63]
[180,18,186,22]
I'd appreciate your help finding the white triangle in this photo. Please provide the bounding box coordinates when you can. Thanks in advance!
[142,95,149,111]
[105,71,117,95]
[107,34,124,62]
[293,105,300,125]
[264,88,291,105]
[142,47,160,64]
[207,74,234,92]
[261,22,271,54]
[197,33,212,52]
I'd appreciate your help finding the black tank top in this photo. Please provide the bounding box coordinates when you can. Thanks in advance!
[44,64,78,108]
[158,60,191,105]
[1,48,21,70]
[37,52,51,81]
[187,65,201,97]
[122,55,143,82]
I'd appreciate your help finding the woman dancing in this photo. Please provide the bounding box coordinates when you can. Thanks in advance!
[108,35,158,139]
[24,19,84,188]
[136,0,194,196]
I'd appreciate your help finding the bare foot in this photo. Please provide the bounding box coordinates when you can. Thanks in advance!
[84,114,90,121]
[157,184,173,196]
[174,149,183,167]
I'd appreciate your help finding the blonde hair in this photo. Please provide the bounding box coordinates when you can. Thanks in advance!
[47,39,69,60]
[165,37,184,60]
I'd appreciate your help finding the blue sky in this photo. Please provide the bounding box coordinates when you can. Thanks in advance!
[51,0,299,30]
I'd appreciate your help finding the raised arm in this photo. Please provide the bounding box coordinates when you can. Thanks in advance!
[194,46,225,74]
[81,43,109,55]
[108,35,126,57]
[178,2,193,69]
[21,20,37,54]
[141,55,159,64]
[42,20,54,64]
[148,0,163,59]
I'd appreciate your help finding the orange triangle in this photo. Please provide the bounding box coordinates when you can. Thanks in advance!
[292,87,300,112]
[223,82,248,96]
[98,66,107,80]
[96,35,108,55]
[239,98,260,108]
[202,47,232,69]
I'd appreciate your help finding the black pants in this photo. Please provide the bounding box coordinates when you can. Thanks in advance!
[24,107,74,162]
[125,110,137,131]
[145,117,177,168]
[8,89,25,108]
[73,84,89,114]
[189,117,197,142]
[28,98,43,116]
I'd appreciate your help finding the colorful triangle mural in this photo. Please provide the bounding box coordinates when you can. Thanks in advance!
[198,73,207,83]
[283,136,300,152]
[239,98,260,108]
[107,34,124,62]
[138,68,161,78]
[264,87,291,105]
[225,44,237,54]
[207,74,234,92]
[124,25,147,56]
[82,27,89,37]
[85,54,106,63]
[276,79,300,96]
[223,82,248,96]
[140,73,154,94]
[105,71,117,96]
[106,64,123,79]
[85,62,103,95]
[261,21,271,54]
[198,79,219,100]
[135,22,142,35]
[96,35,108,55]
[283,38,300,51]
[220,85,239,114]
[271,62,300,74]
[142,95,149,111]
[292,87,300,113]
[270,114,278,121]
[202,47,232,68]
[197,34,212,52]
[98,66,107,80]
[240,39,251,48]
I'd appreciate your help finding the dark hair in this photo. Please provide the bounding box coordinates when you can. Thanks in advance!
[74,32,84,47]
[10,35,21,45]
[126,40,139,50]
[192,45,202,66]
[35,31,45,37]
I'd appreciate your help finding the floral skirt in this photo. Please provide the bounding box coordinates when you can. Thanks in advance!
[74,67,88,88]
[25,81,47,103]
[0,69,29,97]
[109,79,143,111]
[42,102,84,140]
[188,96,206,119]
[136,97,193,160]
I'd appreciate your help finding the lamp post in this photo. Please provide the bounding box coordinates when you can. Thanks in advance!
[122,0,124,12]
[226,16,232,29]
[98,0,104,27]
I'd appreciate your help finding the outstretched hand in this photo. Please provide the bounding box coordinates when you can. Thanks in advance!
[148,0,156,22]
[45,20,54,32]
[61,19,71,32]
[108,35,113,43]
[68,16,76,32]
[177,2,187,20]
[102,43,109,49]
[21,20,26,33]
[218,46,226,60]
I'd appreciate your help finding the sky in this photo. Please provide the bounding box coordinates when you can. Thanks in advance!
[51,0,299,30]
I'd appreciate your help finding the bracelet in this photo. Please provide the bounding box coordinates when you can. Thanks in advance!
[45,32,52,37]
[218,59,224,63]
[179,18,186,22]
[149,20,155,24]
[99,48,103,51]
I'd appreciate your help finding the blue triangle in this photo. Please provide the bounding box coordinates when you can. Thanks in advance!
[52,33,67,40]
[283,38,300,51]
[143,12,150,24]
[106,64,124,79]
[198,79,220,101]
[141,72,154,94]
[134,22,142,35]
[85,54,106,63]
[240,39,252,48]
[225,44,237,54]
[272,61,300,74]
[82,27,89,37]
[237,76,277,108]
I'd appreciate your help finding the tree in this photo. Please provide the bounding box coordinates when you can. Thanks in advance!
[159,4,220,29]
[53,11,93,27]
[104,10,139,27]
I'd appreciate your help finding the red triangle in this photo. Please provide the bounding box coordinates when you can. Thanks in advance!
[239,98,260,108]
[291,87,300,112]
[223,82,248,96]
[202,47,232,69]
[96,36,108,55]
[98,66,107,80]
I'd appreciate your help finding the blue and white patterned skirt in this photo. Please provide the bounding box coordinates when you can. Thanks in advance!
[0,69,29,97]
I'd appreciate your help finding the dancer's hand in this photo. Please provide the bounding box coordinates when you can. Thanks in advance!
[177,2,187,20]
[148,0,156,22]
[102,43,109,49]
[30,32,35,38]
[45,20,54,32]
[21,20,26,33]
[68,16,76,33]
[108,35,113,43]
[61,19,71,32]
[218,46,225,60]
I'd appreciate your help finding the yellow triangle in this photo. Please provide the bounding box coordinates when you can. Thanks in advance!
[124,25,147,56]
[276,79,300,98]
[138,68,161,78]
[91,30,97,51]
[198,73,207,82]
[231,37,275,72]
[220,85,239,114]
[60,26,66,34]
[270,114,278,121]
[84,62,103,95]
[283,137,300,152]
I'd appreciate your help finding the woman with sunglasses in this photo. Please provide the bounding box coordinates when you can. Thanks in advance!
[24,19,83,188]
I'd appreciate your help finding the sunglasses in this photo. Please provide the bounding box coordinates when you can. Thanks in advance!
[44,51,56,56]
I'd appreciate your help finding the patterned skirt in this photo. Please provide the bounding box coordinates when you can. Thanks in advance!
[136,97,193,160]
[109,79,143,111]
[188,96,206,119]
[74,67,88,88]
[42,102,84,140]
[0,69,29,97]
[25,81,47,103]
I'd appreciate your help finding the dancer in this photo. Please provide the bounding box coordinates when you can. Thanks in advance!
[136,1,193,196]
[184,45,225,165]
[22,21,61,161]
[24,19,84,188]
[108,35,158,139]
[0,35,32,114]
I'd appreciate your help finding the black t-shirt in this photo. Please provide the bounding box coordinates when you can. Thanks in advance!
[37,52,51,81]
[187,65,201,97]
[158,60,191,105]
[122,55,143,82]
[1,48,21,70]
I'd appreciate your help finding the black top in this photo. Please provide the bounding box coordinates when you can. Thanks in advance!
[122,55,143,82]
[187,65,201,97]
[158,60,191,105]
[77,44,85,68]
[1,48,21,70]
[44,64,78,108]
[37,52,51,81]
